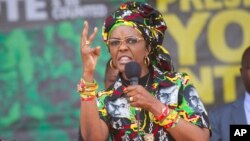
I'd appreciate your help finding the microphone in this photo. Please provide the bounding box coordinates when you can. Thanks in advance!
[124,61,141,85]
[124,61,141,134]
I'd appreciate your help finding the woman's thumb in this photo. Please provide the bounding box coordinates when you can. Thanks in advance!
[93,46,101,56]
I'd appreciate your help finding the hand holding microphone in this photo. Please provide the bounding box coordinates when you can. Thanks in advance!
[124,61,142,134]
[124,61,160,108]
[124,61,152,109]
[124,61,141,109]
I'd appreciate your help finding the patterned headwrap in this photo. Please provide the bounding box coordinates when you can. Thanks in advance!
[102,1,174,72]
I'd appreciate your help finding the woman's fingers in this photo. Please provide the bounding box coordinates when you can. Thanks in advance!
[79,21,100,77]
[129,95,143,108]
[93,46,101,56]
[125,85,153,108]
[81,21,98,49]
[126,86,141,103]
[123,85,137,93]
[129,94,141,103]
[88,27,98,44]
[81,21,89,48]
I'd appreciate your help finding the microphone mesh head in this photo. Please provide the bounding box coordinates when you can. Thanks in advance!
[125,61,141,79]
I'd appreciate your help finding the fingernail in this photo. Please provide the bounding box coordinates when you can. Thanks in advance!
[123,87,127,92]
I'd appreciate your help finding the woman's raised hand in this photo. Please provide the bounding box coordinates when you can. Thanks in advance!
[80,21,100,81]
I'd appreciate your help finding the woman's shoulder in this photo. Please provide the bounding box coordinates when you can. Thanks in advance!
[160,71,190,86]
[166,71,189,78]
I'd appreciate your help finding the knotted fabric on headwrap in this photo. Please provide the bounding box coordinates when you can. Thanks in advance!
[102,1,174,72]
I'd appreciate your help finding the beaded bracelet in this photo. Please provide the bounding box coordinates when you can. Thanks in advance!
[81,95,96,101]
[80,91,96,97]
[164,112,180,129]
[77,78,98,93]
[154,106,169,121]
[159,109,180,129]
[77,78,98,101]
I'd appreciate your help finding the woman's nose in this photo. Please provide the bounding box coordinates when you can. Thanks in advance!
[118,42,129,51]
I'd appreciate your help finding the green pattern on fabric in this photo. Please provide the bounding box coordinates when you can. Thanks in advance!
[96,65,210,140]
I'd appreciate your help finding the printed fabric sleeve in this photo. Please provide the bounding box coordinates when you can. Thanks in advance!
[175,73,210,129]
[97,90,111,125]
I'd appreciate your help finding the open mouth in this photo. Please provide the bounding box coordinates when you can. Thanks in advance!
[118,56,132,64]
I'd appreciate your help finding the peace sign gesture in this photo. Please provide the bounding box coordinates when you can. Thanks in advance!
[80,21,100,81]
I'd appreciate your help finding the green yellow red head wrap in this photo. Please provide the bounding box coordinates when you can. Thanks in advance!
[102,1,174,72]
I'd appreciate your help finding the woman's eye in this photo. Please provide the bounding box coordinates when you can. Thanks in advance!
[109,40,120,46]
[126,38,137,44]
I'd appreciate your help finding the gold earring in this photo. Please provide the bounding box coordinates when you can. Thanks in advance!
[110,60,115,69]
[144,56,150,66]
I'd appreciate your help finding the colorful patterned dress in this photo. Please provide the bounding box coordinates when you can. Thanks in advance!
[97,66,210,141]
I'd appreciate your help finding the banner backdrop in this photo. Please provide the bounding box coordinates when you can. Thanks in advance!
[0,0,249,140]
[158,0,250,110]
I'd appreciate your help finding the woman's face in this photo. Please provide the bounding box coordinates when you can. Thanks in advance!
[108,25,149,76]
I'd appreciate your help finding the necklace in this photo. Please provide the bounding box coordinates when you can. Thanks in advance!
[145,73,150,87]
[135,73,151,138]
[122,72,152,139]
[143,84,157,141]
[144,121,154,141]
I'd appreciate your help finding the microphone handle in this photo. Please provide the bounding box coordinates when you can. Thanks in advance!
[129,77,141,135]
[136,108,141,135]
[130,78,138,85]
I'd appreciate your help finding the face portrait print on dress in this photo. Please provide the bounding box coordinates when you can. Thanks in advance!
[106,97,130,118]
[186,87,206,114]
[157,85,178,105]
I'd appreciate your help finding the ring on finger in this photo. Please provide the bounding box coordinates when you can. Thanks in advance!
[129,97,134,102]
[86,40,90,45]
